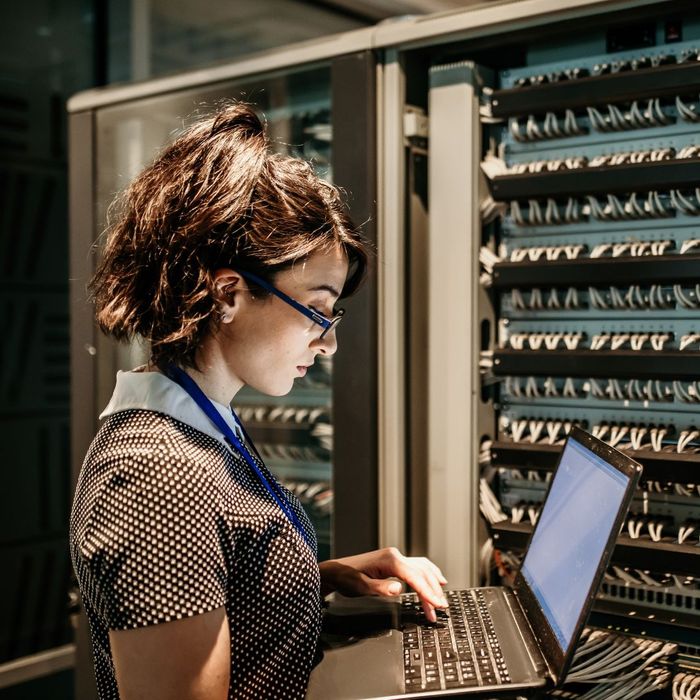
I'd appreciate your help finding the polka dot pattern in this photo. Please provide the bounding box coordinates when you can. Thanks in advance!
[70,409,322,699]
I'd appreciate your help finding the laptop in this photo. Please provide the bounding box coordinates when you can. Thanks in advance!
[307,427,641,699]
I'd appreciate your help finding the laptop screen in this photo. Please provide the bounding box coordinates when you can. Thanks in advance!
[519,436,630,652]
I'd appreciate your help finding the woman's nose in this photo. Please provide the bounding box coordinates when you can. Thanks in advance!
[311,328,338,356]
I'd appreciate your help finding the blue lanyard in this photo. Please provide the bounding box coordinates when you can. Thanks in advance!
[166,364,313,549]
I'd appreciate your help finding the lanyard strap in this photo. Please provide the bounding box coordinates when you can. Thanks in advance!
[166,364,313,549]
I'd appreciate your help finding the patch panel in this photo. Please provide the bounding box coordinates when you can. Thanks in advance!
[500,38,700,90]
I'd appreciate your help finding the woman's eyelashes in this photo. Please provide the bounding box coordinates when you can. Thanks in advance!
[309,304,333,318]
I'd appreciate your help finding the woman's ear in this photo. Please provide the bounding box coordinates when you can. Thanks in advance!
[212,268,243,324]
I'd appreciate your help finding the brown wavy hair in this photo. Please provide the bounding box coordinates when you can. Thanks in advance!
[90,102,370,369]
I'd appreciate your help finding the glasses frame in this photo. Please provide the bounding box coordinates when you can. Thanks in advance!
[237,269,344,339]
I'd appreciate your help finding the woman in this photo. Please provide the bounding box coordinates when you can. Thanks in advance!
[70,103,447,700]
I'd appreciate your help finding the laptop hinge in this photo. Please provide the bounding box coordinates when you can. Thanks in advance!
[507,589,556,684]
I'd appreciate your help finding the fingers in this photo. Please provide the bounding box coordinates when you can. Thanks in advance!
[326,563,403,599]
[326,548,449,623]
[390,555,447,623]
[363,576,403,597]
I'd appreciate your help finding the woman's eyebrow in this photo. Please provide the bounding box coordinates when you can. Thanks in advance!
[309,283,341,297]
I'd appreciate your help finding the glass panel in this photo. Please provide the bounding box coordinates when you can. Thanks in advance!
[95,64,335,559]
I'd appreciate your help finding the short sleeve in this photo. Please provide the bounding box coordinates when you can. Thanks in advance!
[77,433,228,630]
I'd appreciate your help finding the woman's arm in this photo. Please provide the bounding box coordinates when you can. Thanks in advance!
[109,607,230,700]
[319,547,448,622]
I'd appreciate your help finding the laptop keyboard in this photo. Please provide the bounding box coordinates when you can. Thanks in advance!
[402,590,511,693]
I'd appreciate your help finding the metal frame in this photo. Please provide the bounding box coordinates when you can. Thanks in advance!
[0,645,75,690]
[377,49,408,552]
[68,110,100,700]
[67,0,672,115]
[331,50,380,557]
[427,61,483,588]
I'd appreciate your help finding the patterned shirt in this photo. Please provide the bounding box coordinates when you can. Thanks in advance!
[70,369,322,699]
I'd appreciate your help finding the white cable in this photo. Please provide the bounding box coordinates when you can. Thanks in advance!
[528,333,544,350]
[589,286,608,309]
[564,287,578,309]
[511,289,526,310]
[678,524,695,545]
[590,242,611,258]
[609,425,628,447]
[610,333,630,350]
[525,376,539,398]
[525,114,541,140]
[677,429,700,453]
[589,381,605,400]
[544,332,561,350]
[543,377,558,397]
[479,478,508,524]
[680,238,700,254]
[510,419,528,443]
[680,333,700,350]
[510,118,525,141]
[528,199,543,225]
[590,333,609,350]
[528,419,544,443]
[674,380,694,402]
[630,333,649,351]
[546,420,561,444]
[563,332,583,350]
[563,377,577,398]
[547,288,561,309]
[510,200,525,226]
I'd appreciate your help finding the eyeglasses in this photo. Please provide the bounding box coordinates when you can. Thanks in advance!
[237,269,345,339]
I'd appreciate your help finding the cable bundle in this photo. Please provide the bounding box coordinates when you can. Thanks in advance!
[510,198,582,225]
[673,671,700,699]
[508,243,586,262]
[507,331,584,350]
[479,478,508,524]
[564,629,675,699]
[589,284,673,310]
[590,240,673,257]
[509,109,583,142]
[511,287,582,311]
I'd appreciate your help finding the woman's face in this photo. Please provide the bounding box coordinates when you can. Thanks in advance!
[215,246,350,397]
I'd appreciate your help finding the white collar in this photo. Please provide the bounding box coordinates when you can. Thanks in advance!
[100,367,244,448]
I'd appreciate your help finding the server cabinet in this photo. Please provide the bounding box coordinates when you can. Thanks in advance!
[380,0,699,696]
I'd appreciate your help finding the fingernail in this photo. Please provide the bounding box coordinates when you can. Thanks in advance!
[441,597,448,607]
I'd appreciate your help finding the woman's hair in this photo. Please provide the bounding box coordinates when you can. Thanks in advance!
[90,102,370,369]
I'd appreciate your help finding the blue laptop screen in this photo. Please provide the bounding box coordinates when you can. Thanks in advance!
[520,438,629,651]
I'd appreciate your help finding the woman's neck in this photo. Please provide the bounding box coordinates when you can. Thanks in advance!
[184,337,244,405]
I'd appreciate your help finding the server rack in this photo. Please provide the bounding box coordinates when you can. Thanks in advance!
[386,0,699,696]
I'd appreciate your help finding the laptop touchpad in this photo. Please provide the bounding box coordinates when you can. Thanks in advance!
[307,595,404,699]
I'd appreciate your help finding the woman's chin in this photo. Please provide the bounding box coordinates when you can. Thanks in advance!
[250,379,295,397]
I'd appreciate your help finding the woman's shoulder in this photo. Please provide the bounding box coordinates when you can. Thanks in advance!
[77,409,231,503]
[92,408,223,460]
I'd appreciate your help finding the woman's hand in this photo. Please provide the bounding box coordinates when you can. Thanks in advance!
[318,547,448,622]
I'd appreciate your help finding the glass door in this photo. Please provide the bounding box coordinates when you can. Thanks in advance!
[95,64,336,559]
